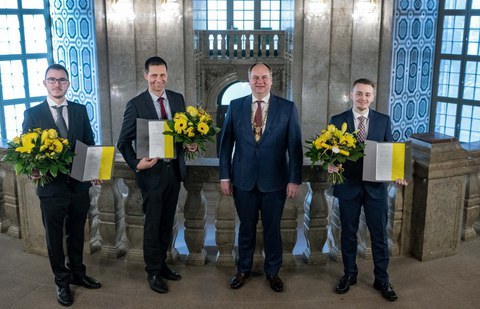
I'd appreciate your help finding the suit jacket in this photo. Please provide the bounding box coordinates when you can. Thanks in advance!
[117,89,186,191]
[329,109,393,200]
[218,94,303,192]
[22,100,95,197]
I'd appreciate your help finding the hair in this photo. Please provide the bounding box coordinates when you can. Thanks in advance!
[45,64,69,79]
[248,62,272,78]
[352,78,375,90]
[145,56,168,73]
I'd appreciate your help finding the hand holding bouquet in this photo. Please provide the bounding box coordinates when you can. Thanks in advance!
[304,123,365,184]
[164,106,221,160]
[2,128,74,186]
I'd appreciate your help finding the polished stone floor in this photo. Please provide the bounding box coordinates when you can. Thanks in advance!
[1,233,480,309]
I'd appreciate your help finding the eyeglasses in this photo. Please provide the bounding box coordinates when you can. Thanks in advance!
[46,77,69,85]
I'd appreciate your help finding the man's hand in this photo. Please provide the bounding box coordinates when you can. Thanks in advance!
[220,180,233,196]
[287,183,299,198]
[91,179,103,185]
[395,178,408,186]
[327,164,342,174]
[31,169,41,180]
[136,158,159,170]
[185,143,198,153]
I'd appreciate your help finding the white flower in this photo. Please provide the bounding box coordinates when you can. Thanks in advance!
[332,146,340,154]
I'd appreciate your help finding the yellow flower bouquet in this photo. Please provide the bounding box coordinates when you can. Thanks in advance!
[164,106,221,160]
[304,122,365,184]
[2,128,74,186]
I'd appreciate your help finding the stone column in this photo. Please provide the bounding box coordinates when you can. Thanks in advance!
[215,185,236,266]
[0,163,21,238]
[410,133,471,261]
[462,171,480,241]
[303,165,329,264]
[183,181,207,265]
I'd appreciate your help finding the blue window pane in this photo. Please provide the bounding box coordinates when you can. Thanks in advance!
[444,0,466,10]
[0,1,17,8]
[441,16,464,55]
[0,15,21,55]
[24,15,47,53]
[21,0,44,9]
[0,60,25,99]
[438,59,461,97]
[459,130,470,142]
[463,61,480,100]
[468,17,480,55]
[4,104,26,140]
[27,58,49,97]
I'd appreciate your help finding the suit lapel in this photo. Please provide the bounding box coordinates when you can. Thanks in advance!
[262,95,279,140]
[39,100,57,129]
[345,110,356,134]
[242,95,255,142]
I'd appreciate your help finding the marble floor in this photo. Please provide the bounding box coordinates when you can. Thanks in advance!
[1,233,480,309]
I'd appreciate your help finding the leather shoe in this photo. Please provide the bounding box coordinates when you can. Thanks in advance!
[373,280,398,301]
[160,266,182,281]
[230,272,250,289]
[266,274,284,292]
[56,286,73,307]
[335,275,357,294]
[70,275,102,289]
[148,274,169,294]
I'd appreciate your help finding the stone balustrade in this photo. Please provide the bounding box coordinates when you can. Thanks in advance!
[0,133,479,266]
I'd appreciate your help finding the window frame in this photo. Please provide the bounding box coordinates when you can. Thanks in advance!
[431,0,480,142]
[0,0,53,140]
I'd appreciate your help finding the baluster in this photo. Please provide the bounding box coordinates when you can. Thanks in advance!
[215,185,236,266]
[213,34,218,59]
[184,181,207,265]
[277,32,285,58]
[463,172,480,240]
[246,34,252,59]
[0,166,20,238]
[123,178,145,262]
[303,179,329,264]
[98,177,122,258]
[86,183,103,254]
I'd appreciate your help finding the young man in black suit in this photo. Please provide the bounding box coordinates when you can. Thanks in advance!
[117,56,197,294]
[22,64,102,307]
[328,78,407,301]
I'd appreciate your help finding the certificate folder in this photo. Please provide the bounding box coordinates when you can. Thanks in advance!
[362,140,412,182]
[71,141,115,181]
[136,119,175,159]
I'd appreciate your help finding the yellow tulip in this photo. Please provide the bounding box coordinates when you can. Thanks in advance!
[187,106,199,117]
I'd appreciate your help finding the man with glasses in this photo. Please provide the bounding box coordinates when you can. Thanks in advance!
[22,64,102,307]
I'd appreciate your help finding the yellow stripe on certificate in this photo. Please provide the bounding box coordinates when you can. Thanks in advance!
[98,146,115,180]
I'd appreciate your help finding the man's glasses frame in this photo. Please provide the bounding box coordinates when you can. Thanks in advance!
[46,77,69,85]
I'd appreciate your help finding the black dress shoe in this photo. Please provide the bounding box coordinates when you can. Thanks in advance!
[335,275,357,294]
[160,266,182,281]
[56,286,73,307]
[70,275,102,289]
[148,274,169,294]
[266,274,284,292]
[230,272,250,289]
[373,280,398,301]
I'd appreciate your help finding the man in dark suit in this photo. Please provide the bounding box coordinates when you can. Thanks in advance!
[329,78,407,301]
[218,63,303,292]
[117,56,197,294]
[22,64,101,307]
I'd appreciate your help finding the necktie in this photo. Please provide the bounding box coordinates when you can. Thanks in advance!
[158,97,167,119]
[357,116,366,142]
[253,100,263,142]
[53,105,68,138]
